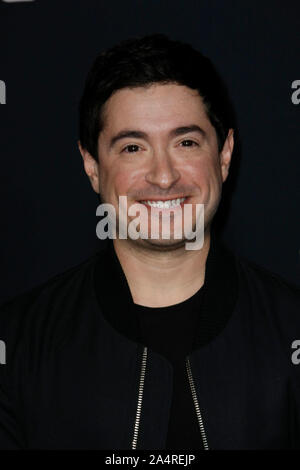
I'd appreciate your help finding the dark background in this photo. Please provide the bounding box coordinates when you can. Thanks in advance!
[0,0,299,303]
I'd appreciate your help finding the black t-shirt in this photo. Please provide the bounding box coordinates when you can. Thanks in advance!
[132,287,205,450]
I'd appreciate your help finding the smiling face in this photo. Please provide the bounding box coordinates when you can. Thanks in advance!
[80,83,234,250]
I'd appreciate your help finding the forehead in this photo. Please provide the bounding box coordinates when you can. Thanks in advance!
[100,83,213,135]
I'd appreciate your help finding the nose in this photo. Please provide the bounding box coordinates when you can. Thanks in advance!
[145,151,180,189]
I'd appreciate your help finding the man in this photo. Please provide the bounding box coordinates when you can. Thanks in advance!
[0,34,300,450]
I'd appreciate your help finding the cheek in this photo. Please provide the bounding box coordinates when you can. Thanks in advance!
[183,157,222,194]
[105,167,138,197]
[114,174,132,194]
[182,160,211,186]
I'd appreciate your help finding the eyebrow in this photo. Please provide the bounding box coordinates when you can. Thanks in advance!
[108,124,206,149]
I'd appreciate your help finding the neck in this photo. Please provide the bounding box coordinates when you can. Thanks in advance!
[113,230,211,308]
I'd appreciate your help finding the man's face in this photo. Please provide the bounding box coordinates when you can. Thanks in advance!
[80,83,234,249]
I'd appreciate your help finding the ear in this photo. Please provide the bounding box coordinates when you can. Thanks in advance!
[78,141,100,194]
[220,129,234,183]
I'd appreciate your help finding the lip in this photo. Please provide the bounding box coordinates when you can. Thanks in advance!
[137,196,191,210]
[138,195,190,202]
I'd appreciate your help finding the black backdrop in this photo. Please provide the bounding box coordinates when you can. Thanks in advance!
[0,0,299,304]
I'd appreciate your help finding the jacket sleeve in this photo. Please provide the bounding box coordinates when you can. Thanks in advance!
[289,374,300,449]
[0,304,26,449]
[0,374,24,449]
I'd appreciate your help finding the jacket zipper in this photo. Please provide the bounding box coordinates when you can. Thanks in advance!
[186,356,209,450]
[131,346,148,449]
[131,348,209,450]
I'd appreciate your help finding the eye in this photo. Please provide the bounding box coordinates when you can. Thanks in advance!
[122,144,141,153]
[179,139,199,147]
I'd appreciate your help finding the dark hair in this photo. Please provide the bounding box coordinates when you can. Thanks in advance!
[79,34,234,160]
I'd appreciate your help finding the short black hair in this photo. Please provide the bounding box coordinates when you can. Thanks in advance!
[79,34,234,160]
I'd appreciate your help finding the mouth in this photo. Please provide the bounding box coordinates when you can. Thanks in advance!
[139,197,189,209]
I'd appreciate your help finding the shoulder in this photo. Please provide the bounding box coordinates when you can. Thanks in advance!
[236,253,300,298]
[0,252,99,343]
[234,253,300,330]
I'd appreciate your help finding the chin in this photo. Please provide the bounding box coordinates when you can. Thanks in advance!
[136,237,187,252]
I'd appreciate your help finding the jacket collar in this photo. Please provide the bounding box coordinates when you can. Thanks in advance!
[94,231,239,351]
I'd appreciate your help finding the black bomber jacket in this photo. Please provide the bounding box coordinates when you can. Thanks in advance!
[0,235,300,449]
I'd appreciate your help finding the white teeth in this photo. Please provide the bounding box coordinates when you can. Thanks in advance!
[142,197,186,208]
